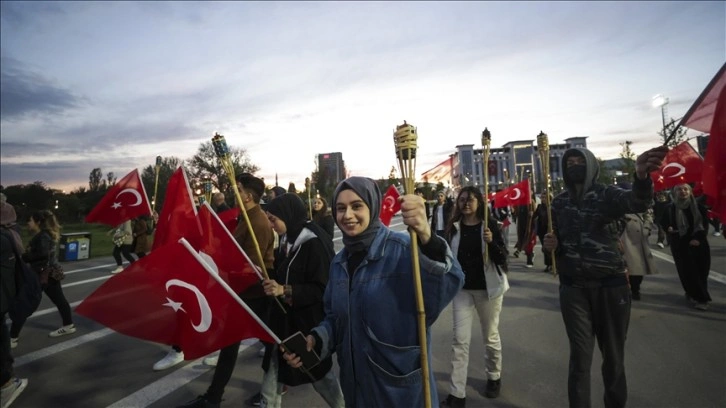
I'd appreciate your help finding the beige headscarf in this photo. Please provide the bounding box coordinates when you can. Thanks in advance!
[671,184,704,237]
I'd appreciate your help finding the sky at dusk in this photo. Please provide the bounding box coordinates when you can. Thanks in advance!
[1,1,724,192]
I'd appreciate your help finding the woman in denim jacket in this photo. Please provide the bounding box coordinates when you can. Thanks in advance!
[284,177,464,407]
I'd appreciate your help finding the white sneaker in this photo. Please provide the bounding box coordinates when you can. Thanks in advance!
[203,356,218,366]
[0,377,28,408]
[258,345,266,358]
[10,338,18,349]
[111,265,124,274]
[657,242,665,249]
[153,349,184,371]
[49,324,76,338]
[714,232,722,237]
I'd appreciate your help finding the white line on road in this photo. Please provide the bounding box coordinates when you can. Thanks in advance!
[651,249,726,285]
[106,339,259,408]
[15,328,115,367]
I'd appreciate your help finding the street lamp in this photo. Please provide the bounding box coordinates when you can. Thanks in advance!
[652,94,669,136]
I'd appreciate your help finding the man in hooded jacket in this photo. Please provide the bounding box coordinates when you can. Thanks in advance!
[544,145,666,408]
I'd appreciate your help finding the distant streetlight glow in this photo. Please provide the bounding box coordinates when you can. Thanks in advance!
[652,94,669,136]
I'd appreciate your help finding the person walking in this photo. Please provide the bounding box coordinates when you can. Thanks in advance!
[282,176,464,407]
[1,227,28,408]
[177,173,275,408]
[430,190,454,238]
[258,193,344,408]
[109,220,135,274]
[543,145,667,408]
[618,185,658,301]
[10,210,77,345]
[440,186,509,408]
[131,217,151,259]
[660,183,712,310]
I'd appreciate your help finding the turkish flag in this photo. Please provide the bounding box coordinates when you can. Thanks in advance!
[85,169,152,226]
[702,77,726,220]
[380,185,401,226]
[152,167,202,250]
[197,203,262,293]
[217,207,241,233]
[650,141,704,192]
[492,180,531,208]
[75,238,276,360]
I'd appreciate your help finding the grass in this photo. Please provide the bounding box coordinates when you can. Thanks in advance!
[19,223,150,260]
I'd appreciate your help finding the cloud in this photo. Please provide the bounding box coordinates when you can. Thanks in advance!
[0,56,84,120]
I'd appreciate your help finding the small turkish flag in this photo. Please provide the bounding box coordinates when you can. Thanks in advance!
[85,169,152,226]
[492,180,531,208]
[650,141,704,192]
[380,185,402,226]
[76,238,276,360]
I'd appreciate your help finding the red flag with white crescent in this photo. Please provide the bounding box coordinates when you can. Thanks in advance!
[75,238,276,360]
[492,180,531,208]
[85,169,152,226]
[650,141,703,192]
[380,185,402,226]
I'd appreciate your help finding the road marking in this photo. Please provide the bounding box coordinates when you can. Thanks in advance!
[15,328,115,367]
[106,339,259,408]
[63,263,116,274]
[651,250,726,285]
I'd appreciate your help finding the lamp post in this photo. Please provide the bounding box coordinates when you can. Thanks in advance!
[652,94,669,139]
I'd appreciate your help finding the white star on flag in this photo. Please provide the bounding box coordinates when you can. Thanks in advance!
[163,298,185,313]
[112,202,122,209]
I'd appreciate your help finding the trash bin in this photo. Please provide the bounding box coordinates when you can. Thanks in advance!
[59,232,92,261]
[76,237,91,260]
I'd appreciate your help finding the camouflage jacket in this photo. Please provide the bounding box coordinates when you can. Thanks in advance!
[552,148,654,282]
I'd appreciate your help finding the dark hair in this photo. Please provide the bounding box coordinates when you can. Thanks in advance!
[312,196,331,222]
[444,186,485,239]
[414,188,424,195]
[31,209,61,241]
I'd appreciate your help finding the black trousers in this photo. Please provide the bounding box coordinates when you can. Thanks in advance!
[204,340,241,403]
[671,238,711,303]
[629,276,643,294]
[113,244,136,265]
[0,313,13,386]
[10,277,73,338]
[560,284,631,408]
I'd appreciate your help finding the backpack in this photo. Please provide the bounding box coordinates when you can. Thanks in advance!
[1,228,43,321]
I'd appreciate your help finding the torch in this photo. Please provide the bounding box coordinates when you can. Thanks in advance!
[153,156,162,212]
[393,121,431,408]
[482,128,492,262]
[536,131,557,276]
[203,177,213,205]
[212,133,286,313]
[305,177,312,220]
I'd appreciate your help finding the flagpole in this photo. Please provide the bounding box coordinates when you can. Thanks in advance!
[153,156,162,212]
[393,121,431,408]
[305,177,312,220]
[482,128,492,262]
[212,133,287,314]
[536,131,557,277]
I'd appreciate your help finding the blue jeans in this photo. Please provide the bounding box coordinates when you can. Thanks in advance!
[260,351,344,408]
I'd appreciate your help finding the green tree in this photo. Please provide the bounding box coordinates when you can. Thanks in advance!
[106,171,117,188]
[618,140,637,179]
[597,158,615,185]
[659,118,688,148]
[89,168,103,192]
[185,141,259,196]
[140,156,182,212]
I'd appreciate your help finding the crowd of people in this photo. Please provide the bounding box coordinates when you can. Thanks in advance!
[0,142,722,408]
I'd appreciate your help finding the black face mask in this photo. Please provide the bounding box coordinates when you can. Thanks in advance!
[567,164,587,184]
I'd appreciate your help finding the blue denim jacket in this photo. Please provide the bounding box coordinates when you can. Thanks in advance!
[312,227,464,407]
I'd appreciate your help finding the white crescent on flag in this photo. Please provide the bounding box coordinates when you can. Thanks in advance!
[509,188,522,200]
[662,162,686,178]
[113,188,143,208]
[163,279,212,332]
[383,195,396,210]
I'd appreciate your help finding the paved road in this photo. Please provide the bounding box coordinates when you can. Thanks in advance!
[6,216,725,407]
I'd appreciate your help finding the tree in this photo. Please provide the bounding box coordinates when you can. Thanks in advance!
[89,168,103,192]
[597,158,615,186]
[140,156,182,212]
[618,140,636,178]
[659,118,688,148]
[185,141,259,196]
[106,172,117,187]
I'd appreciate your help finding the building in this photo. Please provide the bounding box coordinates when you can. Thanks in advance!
[450,136,588,194]
[316,152,346,189]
